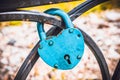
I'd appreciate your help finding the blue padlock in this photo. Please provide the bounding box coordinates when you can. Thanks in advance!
[37,8,84,70]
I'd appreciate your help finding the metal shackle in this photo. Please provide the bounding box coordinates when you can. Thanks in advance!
[37,8,74,40]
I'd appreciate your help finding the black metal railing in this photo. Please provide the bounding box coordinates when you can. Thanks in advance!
[0,0,119,80]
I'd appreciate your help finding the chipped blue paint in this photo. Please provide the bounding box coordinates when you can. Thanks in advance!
[37,8,84,70]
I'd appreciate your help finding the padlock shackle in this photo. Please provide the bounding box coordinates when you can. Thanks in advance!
[45,8,74,28]
[37,23,46,40]
[37,8,74,40]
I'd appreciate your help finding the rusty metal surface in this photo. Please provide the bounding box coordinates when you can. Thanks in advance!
[0,0,109,27]
[68,0,109,20]
[0,11,61,27]
[0,0,79,12]
[0,0,111,80]
[14,0,110,80]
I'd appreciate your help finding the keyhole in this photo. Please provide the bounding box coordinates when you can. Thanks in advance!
[64,54,71,64]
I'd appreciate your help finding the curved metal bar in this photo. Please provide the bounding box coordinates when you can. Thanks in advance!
[14,41,40,80]
[15,26,111,80]
[112,60,120,80]
[0,0,110,80]
[79,28,111,80]
[15,0,110,79]
[0,11,61,28]
[0,0,109,26]
[0,0,79,12]
[68,0,109,20]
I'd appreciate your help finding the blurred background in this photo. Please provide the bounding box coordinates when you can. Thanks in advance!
[0,0,120,80]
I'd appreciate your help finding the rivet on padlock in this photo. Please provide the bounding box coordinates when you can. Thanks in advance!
[54,64,58,69]
[77,34,81,38]
[77,55,81,59]
[48,40,54,46]
[69,28,74,33]
[39,45,43,49]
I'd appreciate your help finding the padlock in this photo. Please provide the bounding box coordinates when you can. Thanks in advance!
[37,8,84,70]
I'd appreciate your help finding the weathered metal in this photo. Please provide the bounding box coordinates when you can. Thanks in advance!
[0,0,79,12]
[14,0,110,80]
[0,0,111,80]
[0,11,61,27]
[37,8,84,70]
[0,0,109,24]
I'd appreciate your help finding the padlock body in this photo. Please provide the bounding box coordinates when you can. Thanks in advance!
[38,28,84,70]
